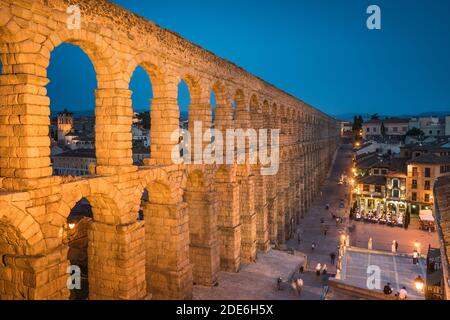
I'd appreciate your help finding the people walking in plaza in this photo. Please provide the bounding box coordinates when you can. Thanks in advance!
[413,250,419,264]
[299,265,304,274]
[325,203,330,210]
[290,278,297,295]
[311,242,316,251]
[398,286,408,300]
[392,240,397,253]
[330,252,336,265]
[395,240,399,252]
[322,264,328,275]
[315,263,322,276]
[368,237,373,250]
[277,277,283,290]
[323,226,328,237]
[296,277,304,296]
[383,282,393,295]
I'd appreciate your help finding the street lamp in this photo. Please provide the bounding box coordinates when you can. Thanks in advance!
[414,275,424,292]
[414,240,421,255]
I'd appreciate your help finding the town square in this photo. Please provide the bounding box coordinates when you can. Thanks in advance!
[0,0,449,311]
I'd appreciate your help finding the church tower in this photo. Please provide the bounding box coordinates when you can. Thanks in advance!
[57,109,73,143]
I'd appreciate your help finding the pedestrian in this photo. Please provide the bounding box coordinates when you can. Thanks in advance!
[335,217,339,227]
[320,218,325,224]
[395,241,399,252]
[324,226,328,237]
[392,240,397,253]
[322,264,328,275]
[368,237,373,250]
[277,277,283,290]
[330,252,336,265]
[315,263,322,276]
[299,265,304,274]
[296,277,304,296]
[311,242,316,251]
[290,278,297,295]
[297,231,301,244]
[413,250,418,264]
[383,282,393,295]
[325,204,329,210]
[398,286,408,300]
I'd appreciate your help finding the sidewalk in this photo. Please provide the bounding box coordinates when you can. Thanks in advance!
[286,144,354,299]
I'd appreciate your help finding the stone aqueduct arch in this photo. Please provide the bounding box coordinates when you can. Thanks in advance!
[0,0,340,299]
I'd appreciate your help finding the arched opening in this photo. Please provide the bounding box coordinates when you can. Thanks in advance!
[129,65,153,166]
[65,198,93,300]
[234,89,247,128]
[232,100,237,121]
[48,43,97,176]
[137,189,149,221]
[178,79,192,160]
[178,79,191,128]
[210,91,217,128]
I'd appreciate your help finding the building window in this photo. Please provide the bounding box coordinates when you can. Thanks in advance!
[366,127,370,132]
[440,165,450,174]
[374,169,379,175]
[425,167,431,178]
[412,167,418,177]
[412,192,417,201]
[375,185,382,193]
[424,180,431,190]
[381,169,387,175]
[363,185,370,192]
[425,194,430,203]
[393,127,398,132]
[392,189,400,198]
[412,179,417,189]
[392,179,399,188]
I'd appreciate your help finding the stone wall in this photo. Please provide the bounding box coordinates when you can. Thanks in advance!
[0,0,340,300]
[434,176,450,299]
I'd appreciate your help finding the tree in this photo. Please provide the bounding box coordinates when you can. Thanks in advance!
[371,113,380,120]
[358,115,363,125]
[352,115,363,131]
[381,122,386,137]
[406,127,425,136]
[137,111,150,130]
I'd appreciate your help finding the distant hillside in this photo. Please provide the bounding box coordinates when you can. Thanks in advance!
[333,110,450,121]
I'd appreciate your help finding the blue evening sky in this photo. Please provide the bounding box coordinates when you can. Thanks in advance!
[39,0,450,117]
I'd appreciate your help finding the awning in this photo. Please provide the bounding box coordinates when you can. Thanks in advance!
[420,209,435,222]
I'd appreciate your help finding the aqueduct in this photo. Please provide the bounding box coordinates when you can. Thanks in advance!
[0,0,340,299]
